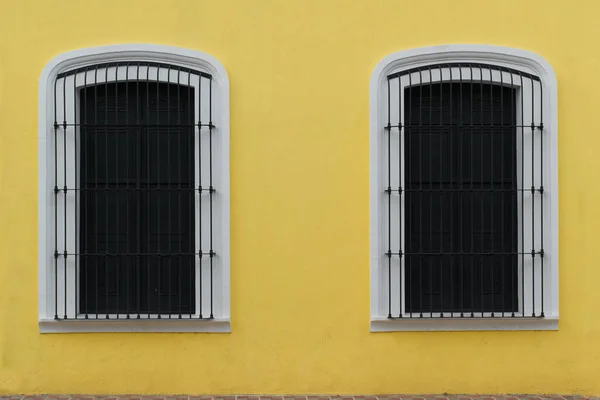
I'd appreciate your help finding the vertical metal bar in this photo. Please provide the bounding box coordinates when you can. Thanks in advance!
[209,77,214,319]
[63,73,68,319]
[500,68,505,317]
[167,66,172,318]
[115,65,121,319]
[155,65,161,318]
[73,71,79,319]
[94,67,99,319]
[54,78,59,320]
[519,72,525,317]
[448,65,453,317]
[428,67,433,318]
[136,63,141,319]
[104,66,109,318]
[177,68,182,318]
[83,67,89,319]
[407,71,412,318]
[188,72,193,318]
[510,71,516,317]
[439,66,444,317]
[398,74,403,318]
[198,74,203,319]
[459,67,464,317]
[387,78,392,318]
[418,69,423,318]
[126,64,134,319]
[124,64,130,318]
[141,67,147,319]
[530,76,536,317]
[469,66,474,317]
[480,66,484,317]
[489,66,494,317]
[143,65,149,319]
[539,79,544,317]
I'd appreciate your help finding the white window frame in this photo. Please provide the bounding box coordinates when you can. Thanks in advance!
[370,45,558,331]
[38,44,230,333]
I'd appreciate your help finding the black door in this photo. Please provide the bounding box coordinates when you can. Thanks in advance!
[80,81,195,315]
[404,82,518,314]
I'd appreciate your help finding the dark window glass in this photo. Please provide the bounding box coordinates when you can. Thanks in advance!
[404,82,518,314]
[79,81,195,315]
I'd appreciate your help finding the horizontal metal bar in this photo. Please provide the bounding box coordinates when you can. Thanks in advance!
[387,62,540,81]
[384,187,544,193]
[385,251,543,256]
[55,186,215,192]
[64,123,215,128]
[58,187,203,191]
[55,252,215,257]
[385,124,543,130]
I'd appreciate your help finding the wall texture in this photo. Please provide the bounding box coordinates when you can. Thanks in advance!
[1,0,599,395]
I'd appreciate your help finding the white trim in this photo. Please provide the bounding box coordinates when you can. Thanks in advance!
[39,44,230,333]
[39,318,231,333]
[370,45,559,331]
[370,315,558,332]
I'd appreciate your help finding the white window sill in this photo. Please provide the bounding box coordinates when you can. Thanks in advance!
[370,315,558,332]
[39,317,231,333]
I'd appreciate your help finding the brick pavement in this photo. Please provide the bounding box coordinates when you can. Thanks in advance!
[1,395,598,400]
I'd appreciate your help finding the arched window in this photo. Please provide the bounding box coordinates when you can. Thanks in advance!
[370,45,558,331]
[38,45,230,332]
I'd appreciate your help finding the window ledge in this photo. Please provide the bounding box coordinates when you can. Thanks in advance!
[39,317,231,333]
[370,315,558,332]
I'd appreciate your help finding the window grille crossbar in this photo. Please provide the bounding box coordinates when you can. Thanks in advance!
[57,123,216,128]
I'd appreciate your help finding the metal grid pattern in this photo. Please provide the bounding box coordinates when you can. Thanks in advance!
[52,62,216,320]
[384,63,545,318]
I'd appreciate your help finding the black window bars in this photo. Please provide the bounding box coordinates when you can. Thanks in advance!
[384,63,545,318]
[52,62,216,320]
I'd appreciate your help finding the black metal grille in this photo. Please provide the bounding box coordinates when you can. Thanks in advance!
[52,62,215,320]
[384,63,545,318]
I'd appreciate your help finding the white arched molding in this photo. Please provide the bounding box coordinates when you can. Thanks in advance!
[369,45,558,331]
[38,44,230,333]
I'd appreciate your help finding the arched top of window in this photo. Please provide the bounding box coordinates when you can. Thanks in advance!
[370,44,557,160]
[370,44,556,89]
[40,43,228,85]
[40,44,230,140]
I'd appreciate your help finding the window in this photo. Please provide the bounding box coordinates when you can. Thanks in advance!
[370,45,558,331]
[39,45,230,333]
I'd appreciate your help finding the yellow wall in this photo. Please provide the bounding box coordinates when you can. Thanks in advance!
[1,0,600,395]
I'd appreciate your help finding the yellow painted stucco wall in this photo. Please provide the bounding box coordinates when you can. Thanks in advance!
[1,0,600,395]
